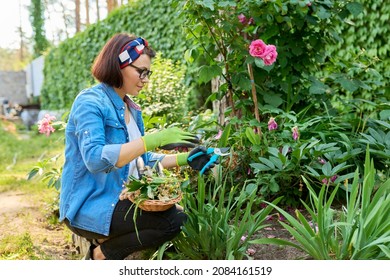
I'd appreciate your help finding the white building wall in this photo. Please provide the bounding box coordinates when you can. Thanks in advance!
[25,55,44,98]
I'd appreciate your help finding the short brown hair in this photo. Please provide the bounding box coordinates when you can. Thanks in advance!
[91,33,156,88]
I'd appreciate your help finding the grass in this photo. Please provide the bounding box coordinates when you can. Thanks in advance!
[0,119,64,193]
[0,118,66,259]
[0,232,43,260]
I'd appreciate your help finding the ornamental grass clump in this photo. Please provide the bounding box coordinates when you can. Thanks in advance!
[167,166,282,260]
[251,146,390,260]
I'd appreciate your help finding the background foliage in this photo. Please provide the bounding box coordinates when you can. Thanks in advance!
[19,0,390,260]
[174,0,389,205]
[40,0,186,110]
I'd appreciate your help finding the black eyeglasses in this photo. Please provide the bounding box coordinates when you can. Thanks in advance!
[128,64,153,79]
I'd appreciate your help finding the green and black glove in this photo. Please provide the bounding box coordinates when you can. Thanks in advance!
[142,127,199,151]
[176,146,216,174]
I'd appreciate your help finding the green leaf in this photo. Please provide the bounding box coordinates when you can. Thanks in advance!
[27,168,39,180]
[245,183,258,195]
[250,163,271,172]
[346,2,364,17]
[196,0,215,10]
[245,127,261,145]
[269,179,280,192]
[306,166,320,177]
[198,65,222,84]
[250,238,303,251]
[317,6,331,19]
[254,58,265,68]
[259,157,275,169]
[321,162,332,177]
[263,93,284,107]
[218,123,231,148]
[335,77,359,92]
[309,79,329,94]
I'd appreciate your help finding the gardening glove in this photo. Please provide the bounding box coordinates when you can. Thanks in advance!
[176,146,217,174]
[142,127,199,151]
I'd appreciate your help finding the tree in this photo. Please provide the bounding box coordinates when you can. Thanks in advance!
[85,0,90,26]
[75,0,81,33]
[107,0,118,13]
[95,0,100,21]
[29,0,50,58]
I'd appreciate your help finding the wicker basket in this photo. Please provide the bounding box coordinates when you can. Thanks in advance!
[128,191,182,212]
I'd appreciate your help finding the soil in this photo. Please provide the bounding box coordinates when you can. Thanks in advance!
[0,189,307,260]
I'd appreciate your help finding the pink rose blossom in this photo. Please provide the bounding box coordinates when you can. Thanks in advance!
[38,114,56,137]
[262,45,278,65]
[292,126,299,141]
[268,117,278,131]
[238,13,247,24]
[249,40,278,66]
[249,39,268,59]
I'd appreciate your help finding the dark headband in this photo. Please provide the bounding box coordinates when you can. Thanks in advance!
[118,37,149,69]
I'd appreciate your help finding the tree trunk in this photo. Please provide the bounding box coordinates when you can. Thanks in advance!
[75,0,81,33]
[95,0,100,21]
[18,0,24,60]
[85,0,90,26]
[106,0,118,14]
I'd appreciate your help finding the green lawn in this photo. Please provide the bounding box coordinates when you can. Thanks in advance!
[0,119,72,260]
[0,119,64,194]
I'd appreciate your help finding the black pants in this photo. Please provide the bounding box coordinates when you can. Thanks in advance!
[64,199,187,259]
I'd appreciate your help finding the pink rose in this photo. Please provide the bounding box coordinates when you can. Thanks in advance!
[238,13,247,24]
[249,40,278,66]
[249,39,268,59]
[262,45,278,65]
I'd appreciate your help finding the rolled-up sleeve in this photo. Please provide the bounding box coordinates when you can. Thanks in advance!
[72,94,122,174]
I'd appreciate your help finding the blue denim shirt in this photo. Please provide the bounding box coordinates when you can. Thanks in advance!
[59,83,164,236]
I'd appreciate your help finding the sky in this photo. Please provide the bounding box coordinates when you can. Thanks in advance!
[0,0,106,50]
[0,0,32,49]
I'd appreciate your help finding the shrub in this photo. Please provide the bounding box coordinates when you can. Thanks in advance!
[135,53,189,127]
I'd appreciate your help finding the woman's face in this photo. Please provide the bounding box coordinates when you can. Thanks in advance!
[119,54,151,96]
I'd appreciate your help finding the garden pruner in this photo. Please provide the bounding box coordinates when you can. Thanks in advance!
[187,147,230,175]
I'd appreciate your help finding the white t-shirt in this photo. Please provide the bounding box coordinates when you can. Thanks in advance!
[126,110,142,179]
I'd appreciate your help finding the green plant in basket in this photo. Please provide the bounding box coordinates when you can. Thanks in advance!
[124,164,188,242]
[126,166,184,205]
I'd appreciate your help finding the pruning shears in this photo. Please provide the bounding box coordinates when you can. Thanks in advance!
[187,147,230,175]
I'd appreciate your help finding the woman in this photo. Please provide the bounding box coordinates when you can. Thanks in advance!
[59,33,213,260]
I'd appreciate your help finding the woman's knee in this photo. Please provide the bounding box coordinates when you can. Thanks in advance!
[168,208,187,234]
